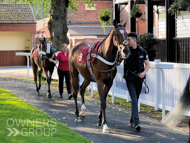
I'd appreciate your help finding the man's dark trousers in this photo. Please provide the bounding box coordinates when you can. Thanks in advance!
[126,78,142,126]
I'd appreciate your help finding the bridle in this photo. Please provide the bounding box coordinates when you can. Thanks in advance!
[113,26,129,65]
[113,26,128,48]
[91,26,129,72]
[39,41,56,63]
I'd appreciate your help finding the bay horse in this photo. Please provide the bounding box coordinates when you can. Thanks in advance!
[30,37,56,98]
[69,22,130,133]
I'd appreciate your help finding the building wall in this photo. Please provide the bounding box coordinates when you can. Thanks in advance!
[137,5,146,35]
[0,50,29,66]
[158,7,190,38]
[0,23,36,66]
[67,1,113,25]
[119,4,146,35]
[0,23,36,47]
[0,32,31,51]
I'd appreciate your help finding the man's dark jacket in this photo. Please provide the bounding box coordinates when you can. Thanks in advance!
[123,45,148,79]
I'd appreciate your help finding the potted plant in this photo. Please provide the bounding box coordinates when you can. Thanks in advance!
[130,5,143,18]
[168,0,190,16]
[137,33,160,61]
[98,8,112,33]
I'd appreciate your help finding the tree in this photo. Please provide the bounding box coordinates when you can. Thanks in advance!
[13,0,94,51]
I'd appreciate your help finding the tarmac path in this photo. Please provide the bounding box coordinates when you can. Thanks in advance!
[0,66,189,143]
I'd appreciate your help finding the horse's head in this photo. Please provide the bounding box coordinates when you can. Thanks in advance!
[38,37,56,61]
[112,21,131,65]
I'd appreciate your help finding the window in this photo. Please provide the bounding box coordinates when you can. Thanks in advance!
[85,4,96,10]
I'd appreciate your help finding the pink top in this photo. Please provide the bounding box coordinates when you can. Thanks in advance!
[56,51,69,71]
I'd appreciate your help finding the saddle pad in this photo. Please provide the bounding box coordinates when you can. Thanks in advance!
[78,42,101,64]
[33,49,39,57]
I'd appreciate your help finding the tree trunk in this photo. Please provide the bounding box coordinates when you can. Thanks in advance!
[48,0,69,51]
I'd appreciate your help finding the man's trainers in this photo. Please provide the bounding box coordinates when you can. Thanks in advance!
[135,124,141,131]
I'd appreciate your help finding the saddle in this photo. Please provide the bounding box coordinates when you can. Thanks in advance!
[78,42,101,81]
[33,49,42,66]
[86,41,101,81]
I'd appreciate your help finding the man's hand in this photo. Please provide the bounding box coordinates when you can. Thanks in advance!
[138,72,145,78]
[49,59,53,62]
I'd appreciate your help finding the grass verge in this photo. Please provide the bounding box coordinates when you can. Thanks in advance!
[0,87,90,143]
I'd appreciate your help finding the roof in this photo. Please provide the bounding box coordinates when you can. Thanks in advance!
[0,4,36,23]
[68,25,113,36]
[36,18,49,31]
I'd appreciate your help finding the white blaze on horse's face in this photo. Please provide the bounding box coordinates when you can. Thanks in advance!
[119,30,125,40]
[119,30,128,46]
[47,43,51,54]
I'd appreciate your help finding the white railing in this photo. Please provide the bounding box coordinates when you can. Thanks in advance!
[51,60,190,119]
[78,60,190,119]
[16,52,30,82]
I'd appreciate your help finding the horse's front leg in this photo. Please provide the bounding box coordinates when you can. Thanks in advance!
[97,81,113,127]
[79,79,90,120]
[97,81,109,133]
[43,69,52,98]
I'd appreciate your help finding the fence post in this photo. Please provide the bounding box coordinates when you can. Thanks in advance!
[154,59,160,110]
[160,69,165,119]
[126,90,130,102]
[91,82,93,98]
[138,99,140,112]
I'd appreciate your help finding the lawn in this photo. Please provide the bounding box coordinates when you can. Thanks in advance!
[0,87,90,143]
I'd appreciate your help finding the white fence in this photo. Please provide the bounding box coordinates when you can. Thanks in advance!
[51,60,190,119]
[77,60,190,118]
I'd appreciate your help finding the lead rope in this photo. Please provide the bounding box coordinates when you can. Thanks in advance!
[128,68,149,94]
[143,80,149,94]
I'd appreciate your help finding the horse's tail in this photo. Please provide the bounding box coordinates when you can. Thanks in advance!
[69,44,80,93]
[162,75,190,127]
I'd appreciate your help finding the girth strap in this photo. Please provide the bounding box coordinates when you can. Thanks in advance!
[87,53,96,81]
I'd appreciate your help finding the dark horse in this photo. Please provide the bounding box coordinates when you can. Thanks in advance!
[30,37,56,98]
[69,22,130,133]
[162,75,190,142]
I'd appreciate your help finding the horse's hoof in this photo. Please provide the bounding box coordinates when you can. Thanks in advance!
[75,117,82,122]
[97,123,102,127]
[47,93,52,99]
[103,124,109,133]
[68,94,72,100]
[79,115,85,120]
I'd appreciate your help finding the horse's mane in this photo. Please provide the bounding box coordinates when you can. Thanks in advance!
[102,23,124,43]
